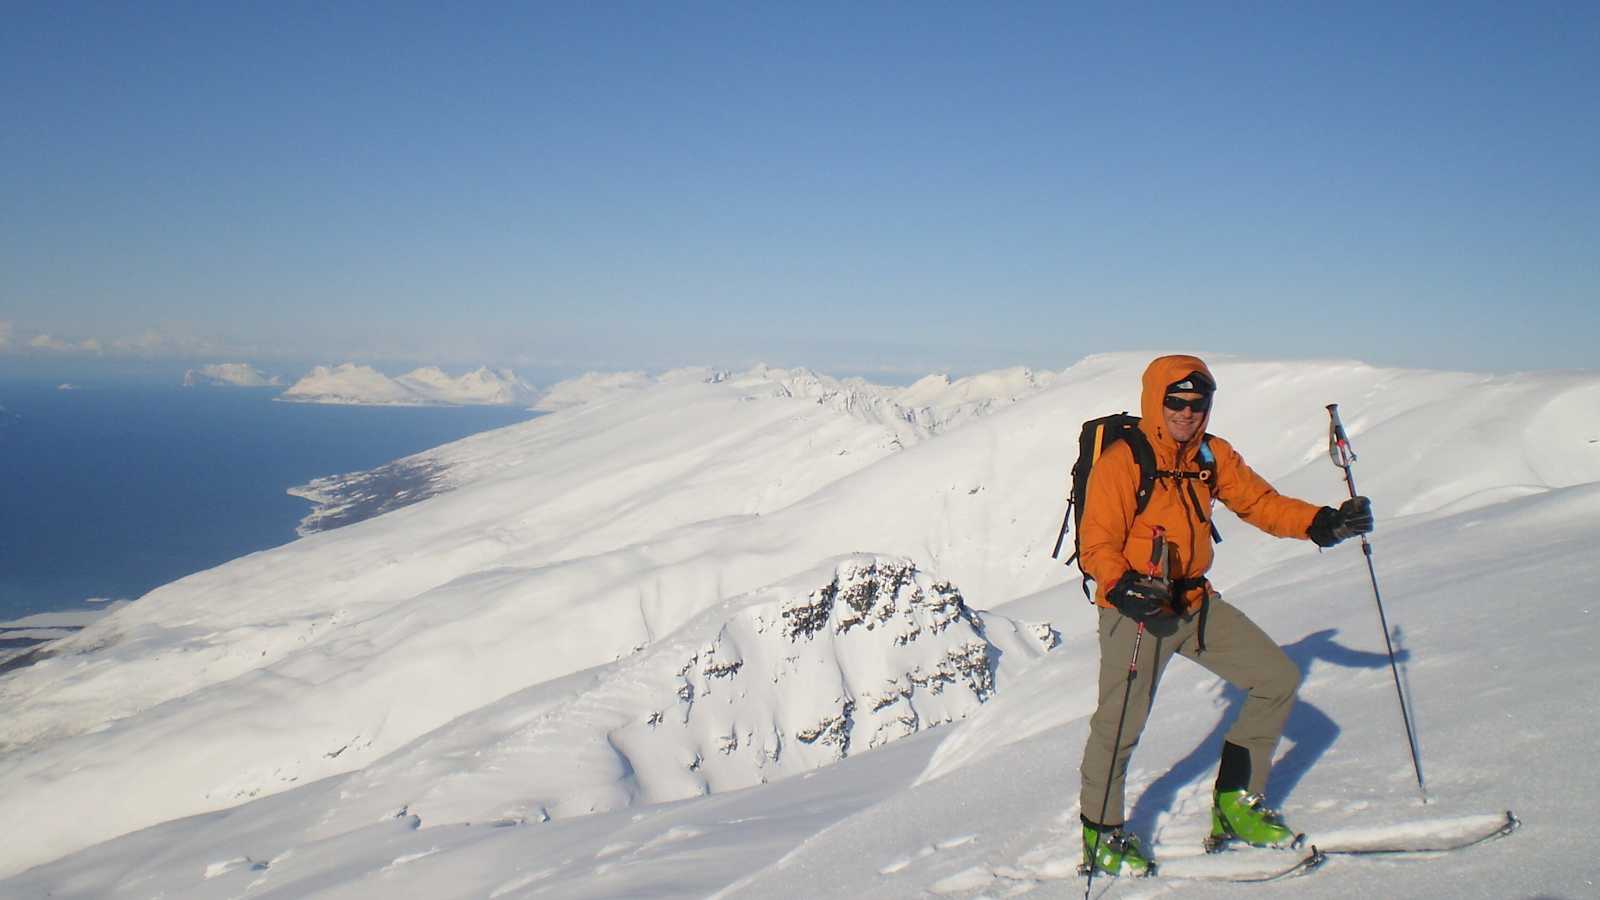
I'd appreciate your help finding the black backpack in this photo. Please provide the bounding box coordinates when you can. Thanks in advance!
[1051,414,1222,596]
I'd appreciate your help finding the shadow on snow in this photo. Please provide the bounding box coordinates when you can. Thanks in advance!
[1127,628,1407,840]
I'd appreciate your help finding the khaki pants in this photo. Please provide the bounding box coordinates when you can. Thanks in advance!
[1079,596,1301,825]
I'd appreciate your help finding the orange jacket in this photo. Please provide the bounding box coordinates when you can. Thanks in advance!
[1080,355,1321,612]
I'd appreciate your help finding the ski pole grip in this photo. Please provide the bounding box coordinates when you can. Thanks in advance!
[1326,403,1363,497]
[1326,403,1357,467]
[1147,525,1168,581]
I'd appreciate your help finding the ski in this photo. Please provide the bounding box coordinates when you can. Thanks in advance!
[1080,846,1326,884]
[1211,848,1327,883]
[1314,809,1520,858]
[1144,847,1325,883]
[1073,811,1517,888]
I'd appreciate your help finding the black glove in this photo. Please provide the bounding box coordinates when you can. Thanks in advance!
[1107,570,1173,622]
[1308,496,1374,548]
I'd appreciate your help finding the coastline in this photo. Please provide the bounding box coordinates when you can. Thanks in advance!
[0,382,537,627]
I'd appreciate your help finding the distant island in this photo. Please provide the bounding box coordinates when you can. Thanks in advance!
[279,363,538,407]
[182,363,282,388]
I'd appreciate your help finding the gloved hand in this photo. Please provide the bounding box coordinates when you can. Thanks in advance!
[1308,496,1374,548]
[1107,570,1174,622]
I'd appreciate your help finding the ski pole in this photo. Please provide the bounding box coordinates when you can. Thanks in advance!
[1052,502,1072,559]
[1084,529,1166,897]
[1084,621,1142,899]
[1326,404,1427,802]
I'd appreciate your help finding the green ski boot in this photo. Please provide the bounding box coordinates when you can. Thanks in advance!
[1081,823,1154,877]
[1206,789,1302,852]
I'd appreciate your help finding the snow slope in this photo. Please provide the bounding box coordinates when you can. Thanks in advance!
[2,352,1597,899]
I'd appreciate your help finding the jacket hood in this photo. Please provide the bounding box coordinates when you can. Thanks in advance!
[1139,354,1216,456]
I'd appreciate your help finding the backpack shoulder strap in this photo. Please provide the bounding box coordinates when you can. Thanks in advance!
[1197,433,1216,473]
[1121,424,1160,516]
[1198,434,1222,544]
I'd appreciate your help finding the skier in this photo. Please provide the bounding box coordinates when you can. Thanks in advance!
[1077,354,1373,876]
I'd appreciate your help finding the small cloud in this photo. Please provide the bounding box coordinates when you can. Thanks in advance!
[111,327,219,357]
[112,329,167,353]
[12,325,223,357]
[28,334,104,354]
[29,334,72,352]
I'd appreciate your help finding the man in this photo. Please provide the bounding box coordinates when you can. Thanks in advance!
[1077,354,1373,876]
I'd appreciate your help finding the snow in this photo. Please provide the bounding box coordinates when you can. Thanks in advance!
[2,351,1597,899]
[280,363,537,406]
[183,363,283,388]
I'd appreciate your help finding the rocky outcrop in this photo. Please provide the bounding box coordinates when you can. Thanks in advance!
[317,556,1058,833]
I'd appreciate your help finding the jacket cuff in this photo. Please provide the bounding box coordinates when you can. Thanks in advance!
[1306,506,1341,547]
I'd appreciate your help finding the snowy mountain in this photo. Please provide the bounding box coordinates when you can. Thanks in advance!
[280,364,537,406]
[2,352,1597,899]
[893,365,1060,432]
[182,363,282,388]
[532,370,658,411]
[530,364,1058,444]
[396,366,540,406]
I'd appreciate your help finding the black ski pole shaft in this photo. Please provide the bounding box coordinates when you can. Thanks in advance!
[1052,503,1072,559]
[1084,530,1165,898]
[1085,620,1144,900]
[1326,404,1427,802]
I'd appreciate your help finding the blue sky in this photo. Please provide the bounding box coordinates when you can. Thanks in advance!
[2,1,1596,379]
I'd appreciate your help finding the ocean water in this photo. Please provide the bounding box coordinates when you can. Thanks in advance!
[0,382,537,620]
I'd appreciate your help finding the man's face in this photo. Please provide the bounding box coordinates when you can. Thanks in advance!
[1161,391,1208,443]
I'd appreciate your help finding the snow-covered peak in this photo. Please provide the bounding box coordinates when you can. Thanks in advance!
[181,363,281,388]
[657,366,730,385]
[893,365,1060,432]
[896,366,1054,407]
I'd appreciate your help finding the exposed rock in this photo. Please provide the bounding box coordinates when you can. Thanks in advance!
[288,459,449,536]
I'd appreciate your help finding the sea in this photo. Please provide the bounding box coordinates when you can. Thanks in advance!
[0,380,537,622]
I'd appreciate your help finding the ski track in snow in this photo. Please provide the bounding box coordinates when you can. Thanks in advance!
[2,353,1598,899]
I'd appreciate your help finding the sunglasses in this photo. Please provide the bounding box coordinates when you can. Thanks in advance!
[1163,395,1211,413]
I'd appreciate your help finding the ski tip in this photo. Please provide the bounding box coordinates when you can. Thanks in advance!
[1290,832,1307,851]
[1504,810,1522,832]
